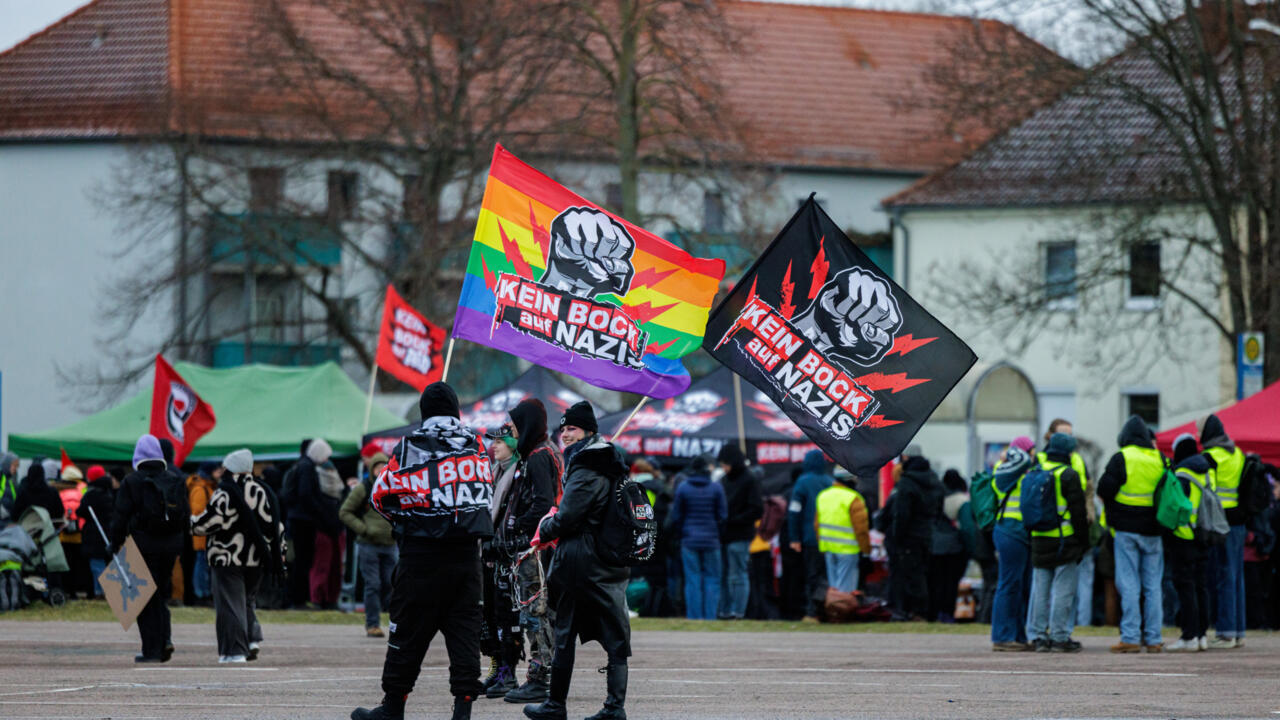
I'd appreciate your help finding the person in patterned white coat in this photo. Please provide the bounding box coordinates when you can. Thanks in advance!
[192,449,284,664]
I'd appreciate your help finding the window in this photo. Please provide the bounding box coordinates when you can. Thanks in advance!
[703,191,725,233]
[327,171,358,222]
[1126,392,1160,428]
[1044,241,1077,306]
[402,174,424,221]
[248,167,284,212]
[605,183,623,214]
[1127,241,1160,307]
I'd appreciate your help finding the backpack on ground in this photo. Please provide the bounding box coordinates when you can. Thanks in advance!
[1238,455,1272,518]
[1186,472,1229,544]
[1019,466,1060,533]
[139,472,188,535]
[757,495,788,541]
[596,474,658,567]
[1155,469,1193,531]
[968,470,1000,531]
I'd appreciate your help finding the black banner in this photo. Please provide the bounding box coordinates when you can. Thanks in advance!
[703,198,977,477]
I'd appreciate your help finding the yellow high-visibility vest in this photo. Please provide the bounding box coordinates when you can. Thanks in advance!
[815,485,862,555]
[1172,467,1214,541]
[1206,446,1245,510]
[1030,462,1076,538]
[993,459,1023,522]
[1116,446,1165,507]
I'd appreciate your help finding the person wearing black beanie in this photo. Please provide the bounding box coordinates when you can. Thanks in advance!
[419,381,461,420]
[559,401,598,450]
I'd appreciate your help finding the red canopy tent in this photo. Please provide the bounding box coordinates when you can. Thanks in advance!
[1156,380,1280,464]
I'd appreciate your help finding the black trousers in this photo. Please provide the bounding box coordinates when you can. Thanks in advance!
[287,519,316,608]
[137,552,176,659]
[747,551,780,620]
[381,547,484,700]
[801,545,828,617]
[889,546,929,618]
[928,552,969,621]
[1165,537,1209,640]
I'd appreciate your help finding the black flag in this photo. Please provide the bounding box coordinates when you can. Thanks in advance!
[703,198,977,477]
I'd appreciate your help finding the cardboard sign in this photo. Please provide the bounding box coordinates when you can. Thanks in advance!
[97,537,156,630]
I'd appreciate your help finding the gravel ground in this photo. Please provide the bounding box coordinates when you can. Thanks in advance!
[1,620,1278,719]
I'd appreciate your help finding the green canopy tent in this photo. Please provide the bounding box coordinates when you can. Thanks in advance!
[7,362,406,463]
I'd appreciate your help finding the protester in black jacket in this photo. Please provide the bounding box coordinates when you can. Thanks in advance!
[888,446,942,620]
[352,382,493,720]
[14,462,64,524]
[77,466,116,598]
[109,435,184,663]
[281,439,317,608]
[524,426,631,720]
[717,444,762,620]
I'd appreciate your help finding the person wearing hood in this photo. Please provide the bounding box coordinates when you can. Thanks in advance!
[928,469,970,624]
[187,462,221,605]
[77,465,116,598]
[192,449,284,663]
[480,431,520,695]
[282,439,318,609]
[1164,434,1214,651]
[669,454,728,620]
[0,452,18,518]
[1097,415,1166,652]
[1025,433,1089,653]
[1199,413,1248,649]
[487,398,564,704]
[14,459,65,524]
[524,414,632,720]
[300,438,345,609]
[887,446,943,621]
[991,436,1035,650]
[786,449,834,621]
[109,435,185,663]
[717,444,762,620]
[341,452,396,638]
[352,382,493,720]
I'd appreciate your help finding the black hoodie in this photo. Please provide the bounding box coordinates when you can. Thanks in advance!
[497,398,562,548]
[78,475,116,560]
[718,445,763,543]
[14,464,64,523]
[1097,415,1163,536]
[890,456,942,551]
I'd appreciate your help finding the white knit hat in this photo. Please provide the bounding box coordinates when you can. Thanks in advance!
[223,448,254,475]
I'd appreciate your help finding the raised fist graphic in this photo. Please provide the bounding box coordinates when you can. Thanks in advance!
[792,268,902,367]
[539,207,636,298]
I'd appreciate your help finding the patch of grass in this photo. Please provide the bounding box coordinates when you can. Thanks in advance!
[6,599,372,625]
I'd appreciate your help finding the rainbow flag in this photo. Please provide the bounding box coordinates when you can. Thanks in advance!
[452,145,726,398]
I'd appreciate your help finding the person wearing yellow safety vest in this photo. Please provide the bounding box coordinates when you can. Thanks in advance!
[990,436,1036,651]
[1097,415,1165,653]
[0,452,18,519]
[1200,413,1247,649]
[813,473,870,593]
[1026,433,1089,653]
[1164,434,1213,652]
[1037,418,1100,633]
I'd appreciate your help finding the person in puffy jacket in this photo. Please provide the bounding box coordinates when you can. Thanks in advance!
[187,462,220,605]
[669,455,727,620]
[340,453,395,638]
[351,382,493,720]
[887,446,942,620]
[991,437,1036,651]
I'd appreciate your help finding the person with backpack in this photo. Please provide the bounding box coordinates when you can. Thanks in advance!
[786,450,834,622]
[717,444,762,620]
[523,417,633,720]
[1200,414,1248,648]
[990,436,1035,651]
[491,399,564,704]
[191,449,283,663]
[1163,434,1216,651]
[813,469,870,593]
[340,452,395,638]
[631,459,673,617]
[351,382,493,720]
[1025,433,1089,652]
[1097,415,1166,652]
[669,454,728,620]
[108,434,185,663]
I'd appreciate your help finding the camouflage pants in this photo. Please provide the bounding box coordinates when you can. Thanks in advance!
[515,551,553,681]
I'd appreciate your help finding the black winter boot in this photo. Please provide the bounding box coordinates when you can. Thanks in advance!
[522,664,570,720]
[350,693,406,720]
[451,695,474,720]
[505,662,551,704]
[486,665,517,698]
[584,663,627,720]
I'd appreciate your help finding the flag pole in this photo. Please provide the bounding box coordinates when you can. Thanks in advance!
[86,506,130,589]
[441,338,457,383]
[733,374,747,454]
[362,358,378,436]
[610,397,649,440]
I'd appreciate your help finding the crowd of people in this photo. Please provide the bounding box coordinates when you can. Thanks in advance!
[3,388,1280,717]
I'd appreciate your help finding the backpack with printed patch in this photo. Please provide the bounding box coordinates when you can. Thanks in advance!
[1019,466,1060,533]
[597,474,657,567]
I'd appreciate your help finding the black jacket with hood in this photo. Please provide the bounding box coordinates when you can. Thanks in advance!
[537,435,631,659]
[78,475,116,560]
[110,461,184,557]
[719,445,763,544]
[1098,415,1163,536]
[371,383,494,556]
[1200,414,1249,525]
[496,399,562,550]
[890,457,943,552]
[14,463,65,524]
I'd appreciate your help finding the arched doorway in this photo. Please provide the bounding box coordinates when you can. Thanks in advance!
[966,362,1039,472]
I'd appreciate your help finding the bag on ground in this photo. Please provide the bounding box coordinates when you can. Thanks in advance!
[822,586,861,623]
[757,495,787,541]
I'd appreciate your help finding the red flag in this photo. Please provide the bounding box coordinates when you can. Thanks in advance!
[375,284,447,391]
[60,448,74,475]
[149,355,216,466]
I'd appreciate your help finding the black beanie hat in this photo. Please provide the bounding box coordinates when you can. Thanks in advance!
[419,382,460,420]
[560,400,598,434]
[716,443,744,468]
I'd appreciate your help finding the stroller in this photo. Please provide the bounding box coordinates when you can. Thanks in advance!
[0,509,40,611]
[17,506,70,608]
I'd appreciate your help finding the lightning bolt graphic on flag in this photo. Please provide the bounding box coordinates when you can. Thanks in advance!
[780,261,796,318]
[808,237,830,299]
